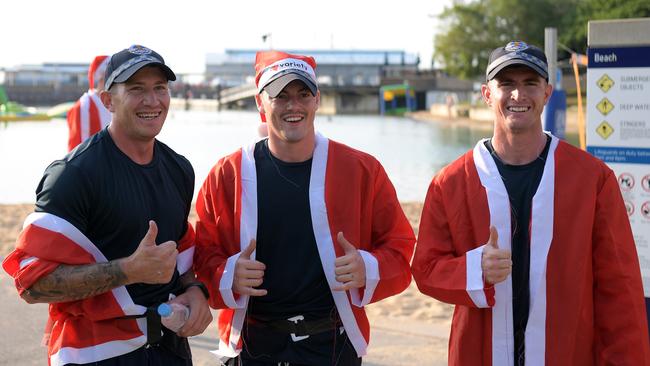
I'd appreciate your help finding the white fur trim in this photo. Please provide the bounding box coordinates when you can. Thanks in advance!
[349,250,379,307]
[309,132,368,356]
[466,244,490,308]
[525,134,558,365]
[473,140,514,366]
[176,246,194,275]
[218,253,246,309]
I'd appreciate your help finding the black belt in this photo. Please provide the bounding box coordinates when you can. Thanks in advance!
[248,314,342,341]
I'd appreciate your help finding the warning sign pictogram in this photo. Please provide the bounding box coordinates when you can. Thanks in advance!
[596,98,615,116]
[596,121,614,139]
[618,173,635,191]
[597,74,614,92]
[642,202,650,220]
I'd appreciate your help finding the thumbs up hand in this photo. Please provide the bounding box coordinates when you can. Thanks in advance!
[121,220,178,285]
[481,226,512,285]
[333,232,366,291]
[233,239,267,297]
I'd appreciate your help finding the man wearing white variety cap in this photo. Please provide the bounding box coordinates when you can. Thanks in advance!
[194,50,416,365]
[3,45,212,365]
[66,55,112,151]
[412,40,650,365]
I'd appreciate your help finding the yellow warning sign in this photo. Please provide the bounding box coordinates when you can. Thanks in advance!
[596,121,614,139]
[596,98,614,116]
[597,74,614,92]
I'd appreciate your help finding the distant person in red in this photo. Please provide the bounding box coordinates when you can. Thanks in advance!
[66,55,111,151]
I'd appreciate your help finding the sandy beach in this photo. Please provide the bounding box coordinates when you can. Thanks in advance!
[0,202,452,365]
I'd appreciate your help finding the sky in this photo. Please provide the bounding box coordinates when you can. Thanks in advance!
[2,0,452,74]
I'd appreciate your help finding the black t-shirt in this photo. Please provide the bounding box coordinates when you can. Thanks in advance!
[35,128,194,355]
[242,139,337,364]
[485,135,550,366]
[249,139,335,319]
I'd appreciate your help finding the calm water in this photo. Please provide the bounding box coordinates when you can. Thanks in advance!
[0,110,493,204]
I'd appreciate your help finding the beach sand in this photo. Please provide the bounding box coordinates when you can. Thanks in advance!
[0,202,452,365]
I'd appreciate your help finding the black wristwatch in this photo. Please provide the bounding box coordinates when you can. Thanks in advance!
[183,281,209,300]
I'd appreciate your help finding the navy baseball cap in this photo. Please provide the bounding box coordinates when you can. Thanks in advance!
[104,45,176,90]
[486,41,548,81]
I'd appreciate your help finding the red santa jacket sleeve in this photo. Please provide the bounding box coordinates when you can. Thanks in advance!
[325,145,416,307]
[412,174,495,308]
[193,155,244,310]
[358,163,415,305]
[592,169,650,364]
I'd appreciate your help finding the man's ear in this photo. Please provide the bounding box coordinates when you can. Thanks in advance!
[481,83,492,107]
[544,82,554,105]
[255,94,265,114]
[99,90,114,112]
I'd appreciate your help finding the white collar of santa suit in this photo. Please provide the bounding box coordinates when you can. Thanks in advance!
[472,132,559,366]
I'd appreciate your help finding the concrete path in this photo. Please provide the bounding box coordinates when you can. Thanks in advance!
[0,269,448,365]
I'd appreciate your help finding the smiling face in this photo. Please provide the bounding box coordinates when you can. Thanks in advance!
[256,79,320,161]
[481,66,552,135]
[103,66,170,142]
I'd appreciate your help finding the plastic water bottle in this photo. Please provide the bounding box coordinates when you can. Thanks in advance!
[157,302,189,332]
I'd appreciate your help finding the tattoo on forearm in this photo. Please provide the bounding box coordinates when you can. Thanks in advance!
[24,261,128,303]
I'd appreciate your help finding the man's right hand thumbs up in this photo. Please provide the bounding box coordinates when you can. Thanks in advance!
[233,239,267,297]
[121,220,178,285]
[240,238,257,260]
[481,226,512,285]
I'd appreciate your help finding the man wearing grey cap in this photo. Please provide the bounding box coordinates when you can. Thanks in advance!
[412,41,649,365]
[3,45,211,365]
[193,50,415,365]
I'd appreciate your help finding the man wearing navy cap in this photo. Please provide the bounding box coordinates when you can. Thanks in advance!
[3,45,212,365]
[412,41,650,365]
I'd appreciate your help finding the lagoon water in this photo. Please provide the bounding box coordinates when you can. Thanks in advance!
[0,110,492,204]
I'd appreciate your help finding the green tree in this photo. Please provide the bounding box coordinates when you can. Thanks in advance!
[434,0,577,79]
[434,1,494,79]
[562,0,650,54]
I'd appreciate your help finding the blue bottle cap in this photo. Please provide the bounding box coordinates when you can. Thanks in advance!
[157,303,172,317]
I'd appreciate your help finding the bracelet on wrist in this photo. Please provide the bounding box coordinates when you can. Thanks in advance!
[183,281,209,300]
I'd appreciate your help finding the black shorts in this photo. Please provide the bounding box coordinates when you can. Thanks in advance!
[233,323,361,366]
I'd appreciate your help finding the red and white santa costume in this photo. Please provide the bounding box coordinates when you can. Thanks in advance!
[66,55,111,151]
[193,133,416,358]
[412,135,650,365]
[2,213,195,366]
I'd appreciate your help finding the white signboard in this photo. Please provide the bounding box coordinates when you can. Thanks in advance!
[587,46,650,296]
